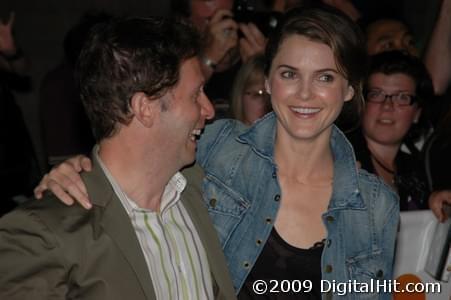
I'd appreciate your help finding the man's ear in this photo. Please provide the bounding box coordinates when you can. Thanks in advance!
[129,92,159,127]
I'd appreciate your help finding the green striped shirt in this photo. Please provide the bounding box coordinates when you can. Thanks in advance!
[97,151,213,299]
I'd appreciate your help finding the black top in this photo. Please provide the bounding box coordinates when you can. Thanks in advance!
[423,129,451,191]
[347,129,429,210]
[238,228,323,300]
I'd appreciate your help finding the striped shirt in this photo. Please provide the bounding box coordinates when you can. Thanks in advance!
[96,150,213,300]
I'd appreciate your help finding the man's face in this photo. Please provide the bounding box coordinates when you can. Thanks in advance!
[366,20,418,57]
[190,0,234,31]
[156,57,215,168]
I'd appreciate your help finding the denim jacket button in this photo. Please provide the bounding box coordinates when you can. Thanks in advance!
[243,262,250,269]
[326,239,332,247]
[266,218,272,224]
[325,265,333,273]
[256,239,262,245]
[326,215,335,223]
[274,194,280,202]
[209,198,217,207]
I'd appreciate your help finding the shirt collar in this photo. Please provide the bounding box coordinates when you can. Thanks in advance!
[94,145,187,215]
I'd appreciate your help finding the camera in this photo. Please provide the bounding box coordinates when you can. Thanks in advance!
[233,0,282,36]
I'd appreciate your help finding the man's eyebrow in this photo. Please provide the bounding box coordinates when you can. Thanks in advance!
[376,35,394,43]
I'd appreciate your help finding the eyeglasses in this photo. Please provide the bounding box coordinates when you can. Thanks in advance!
[366,89,417,106]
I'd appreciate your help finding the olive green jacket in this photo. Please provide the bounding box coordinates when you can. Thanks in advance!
[0,156,236,300]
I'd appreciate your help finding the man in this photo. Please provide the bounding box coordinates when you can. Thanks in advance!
[0,17,235,300]
[365,18,419,57]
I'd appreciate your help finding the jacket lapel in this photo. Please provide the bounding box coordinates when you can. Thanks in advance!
[83,153,156,300]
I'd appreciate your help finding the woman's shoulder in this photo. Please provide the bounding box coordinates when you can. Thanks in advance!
[356,168,399,216]
[197,118,250,166]
[202,118,248,143]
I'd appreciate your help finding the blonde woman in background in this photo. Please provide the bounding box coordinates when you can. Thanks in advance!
[230,54,271,125]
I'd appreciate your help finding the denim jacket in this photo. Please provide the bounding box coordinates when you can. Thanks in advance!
[197,112,399,299]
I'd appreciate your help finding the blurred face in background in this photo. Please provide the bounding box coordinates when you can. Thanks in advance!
[242,75,271,125]
[190,0,234,31]
[362,72,421,147]
[366,19,418,57]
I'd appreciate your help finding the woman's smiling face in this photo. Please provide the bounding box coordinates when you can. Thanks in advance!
[267,34,354,143]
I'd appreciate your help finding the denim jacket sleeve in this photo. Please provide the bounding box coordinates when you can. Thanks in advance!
[372,176,400,282]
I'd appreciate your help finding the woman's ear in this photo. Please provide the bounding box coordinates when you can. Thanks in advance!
[265,79,271,95]
[413,108,422,124]
[344,85,355,102]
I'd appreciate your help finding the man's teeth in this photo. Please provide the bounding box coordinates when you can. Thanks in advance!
[190,129,202,141]
[379,119,394,124]
[292,107,321,114]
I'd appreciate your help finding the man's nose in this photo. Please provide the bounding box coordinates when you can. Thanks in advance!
[200,92,215,120]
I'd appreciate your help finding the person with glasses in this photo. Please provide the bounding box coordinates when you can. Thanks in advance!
[348,50,432,210]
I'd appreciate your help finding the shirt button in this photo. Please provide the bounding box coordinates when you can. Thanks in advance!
[243,262,250,269]
[256,239,262,245]
[325,265,333,273]
[274,194,280,202]
[209,198,217,207]
[326,215,335,223]
[266,218,272,224]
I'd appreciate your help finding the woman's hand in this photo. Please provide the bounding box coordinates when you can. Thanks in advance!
[428,190,451,222]
[34,155,93,209]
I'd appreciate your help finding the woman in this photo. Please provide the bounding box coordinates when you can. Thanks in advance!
[35,6,399,299]
[230,54,271,125]
[348,51,432,211]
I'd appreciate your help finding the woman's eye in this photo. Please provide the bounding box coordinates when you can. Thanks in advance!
[319,74,333,82]
[281,70,295,79]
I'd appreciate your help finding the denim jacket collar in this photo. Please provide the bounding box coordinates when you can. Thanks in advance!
[236,112,277,163]
[237,112,365,210]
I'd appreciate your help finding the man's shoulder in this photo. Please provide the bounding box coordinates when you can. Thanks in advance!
[0,193,92,235]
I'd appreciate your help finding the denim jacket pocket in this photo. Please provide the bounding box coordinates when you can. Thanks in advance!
[202,173,250,245]
[346,250,389,299]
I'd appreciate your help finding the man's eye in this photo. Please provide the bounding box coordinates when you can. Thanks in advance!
[193,89,202,102]
[381,41,395,50]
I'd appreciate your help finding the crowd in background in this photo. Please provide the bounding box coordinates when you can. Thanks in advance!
[1,0,450,219]
[0,1,450,299]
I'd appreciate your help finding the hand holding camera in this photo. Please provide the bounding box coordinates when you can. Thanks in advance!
[203,9,238,72]
[238,22,266,63]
